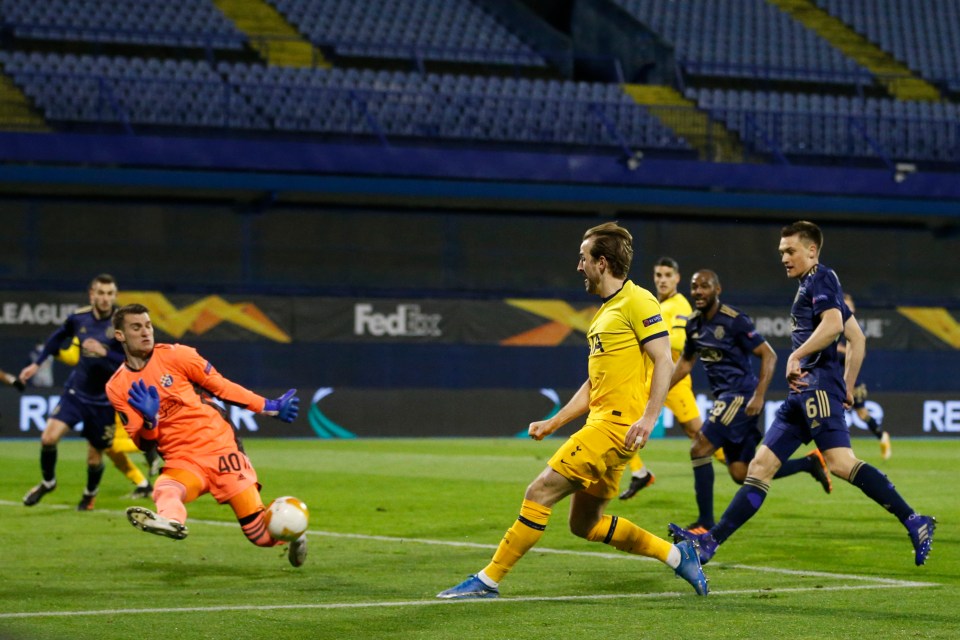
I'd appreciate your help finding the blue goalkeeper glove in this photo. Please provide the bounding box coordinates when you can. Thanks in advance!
[128,379,160,429]
[263,389,299,423]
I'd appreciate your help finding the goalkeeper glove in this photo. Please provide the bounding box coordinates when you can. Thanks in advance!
[263,389,299,423]
[128,379,160,429]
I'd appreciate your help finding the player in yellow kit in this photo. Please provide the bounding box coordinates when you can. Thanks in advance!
[621,257,710,499]
[437,222,708,599]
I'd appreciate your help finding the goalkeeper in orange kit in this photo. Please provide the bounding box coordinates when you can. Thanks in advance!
[105,303,306,567]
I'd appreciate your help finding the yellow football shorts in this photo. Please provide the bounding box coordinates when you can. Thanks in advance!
[548,420,632,500]
[665,375,701,424]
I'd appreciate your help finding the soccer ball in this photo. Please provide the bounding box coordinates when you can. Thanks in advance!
[264,496,309,542]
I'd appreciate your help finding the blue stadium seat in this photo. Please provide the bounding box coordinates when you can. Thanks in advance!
[269,0,546,67]
[816,0,960,88]
[1,0,246,50]
[613,0,870,85]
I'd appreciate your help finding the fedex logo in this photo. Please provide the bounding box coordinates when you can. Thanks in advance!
[354,303,442,337]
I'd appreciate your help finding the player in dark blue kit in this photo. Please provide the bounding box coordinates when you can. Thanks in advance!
[670,222,935,567]
[19,274,144,510]
[668,269,831,535]
[840,293,892,460]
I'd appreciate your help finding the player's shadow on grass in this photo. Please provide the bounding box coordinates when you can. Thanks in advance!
[128,559,296,586]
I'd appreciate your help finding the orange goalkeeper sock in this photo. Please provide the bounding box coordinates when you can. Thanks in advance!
[153,479,188,524]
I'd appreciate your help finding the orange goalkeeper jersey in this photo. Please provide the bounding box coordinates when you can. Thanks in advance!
[105,343,266,460]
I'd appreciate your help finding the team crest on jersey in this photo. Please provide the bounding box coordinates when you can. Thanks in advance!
[713,326,725,340]
[642,314,662,327]
[700,347,723,363]
[159,374,174,388]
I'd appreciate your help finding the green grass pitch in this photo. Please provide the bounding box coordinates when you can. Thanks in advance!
[1,437,956,640]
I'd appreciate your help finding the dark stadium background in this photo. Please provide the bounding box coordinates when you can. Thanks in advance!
[0,0,956,438]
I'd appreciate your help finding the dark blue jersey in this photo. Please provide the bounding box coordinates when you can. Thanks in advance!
[789,264,846,397]
[683,303,766,397]
[35,305,125,403]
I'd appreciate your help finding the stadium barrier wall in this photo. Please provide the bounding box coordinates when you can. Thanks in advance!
[3,387,958,440]
[1,290,956,439]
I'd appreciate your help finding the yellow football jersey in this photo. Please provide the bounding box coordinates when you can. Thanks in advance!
[586,280,668,428]
[659,292,693,359]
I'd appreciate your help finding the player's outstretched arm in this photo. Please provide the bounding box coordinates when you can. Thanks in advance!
[627,334,671,451]
[263,389,299,423]
[786,307,843,388]
[668,354,695,390]
[747,341,777,415]
[529,379,590,440]
[841,314,866,407]
[1,367,26,392]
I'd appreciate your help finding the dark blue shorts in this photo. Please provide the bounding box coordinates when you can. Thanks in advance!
[49,390,116,451]
[764,390,851,462]
[700,393,763,465]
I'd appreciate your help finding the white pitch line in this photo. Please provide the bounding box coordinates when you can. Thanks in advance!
[63,508,941,587]
[0,497,938,622]
[1,499,937,587]
[0,582,938,620]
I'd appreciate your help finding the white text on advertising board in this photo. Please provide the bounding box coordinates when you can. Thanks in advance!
[19,395,261,432]
[754,315,885,339]
[923,401,960,432]
[0,303,79,325]
[354,303,442,337]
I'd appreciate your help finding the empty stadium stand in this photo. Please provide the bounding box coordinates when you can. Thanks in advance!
[815,0,960,93]
[0,0,246,49]
[270,0,547,67]
[0,0,957,171]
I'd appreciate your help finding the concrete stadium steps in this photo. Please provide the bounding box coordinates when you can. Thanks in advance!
[0,74,49,131]
[768,0,941,101]
[623,84,743,162]
[212,0,329,68]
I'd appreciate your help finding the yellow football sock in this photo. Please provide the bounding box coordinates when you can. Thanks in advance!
[105,448,147,486]
[628,455,647,474]
[586,514,672,562]
[482,499,552,583]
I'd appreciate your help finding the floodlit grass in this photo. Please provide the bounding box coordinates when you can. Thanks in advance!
[1,437,957,640]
